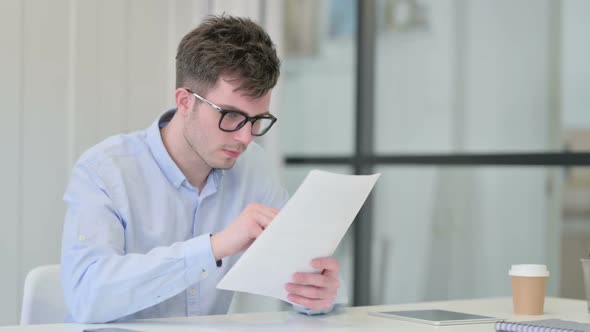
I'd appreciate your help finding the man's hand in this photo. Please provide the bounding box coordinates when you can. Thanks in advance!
[286,257,340,311]
[210,203,279,260]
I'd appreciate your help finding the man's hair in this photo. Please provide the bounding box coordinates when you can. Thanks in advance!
[176,15,280,98]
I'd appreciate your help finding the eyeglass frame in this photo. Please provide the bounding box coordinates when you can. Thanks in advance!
[184,88,277,136]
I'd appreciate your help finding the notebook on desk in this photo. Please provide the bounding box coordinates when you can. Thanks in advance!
[496,319,590,332]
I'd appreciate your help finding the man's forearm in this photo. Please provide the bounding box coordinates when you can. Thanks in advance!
[62,234,217,323]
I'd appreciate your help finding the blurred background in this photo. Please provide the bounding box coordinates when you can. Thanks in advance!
[1,0,589,326]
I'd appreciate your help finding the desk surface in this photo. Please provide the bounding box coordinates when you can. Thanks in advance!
[3,297,588,331]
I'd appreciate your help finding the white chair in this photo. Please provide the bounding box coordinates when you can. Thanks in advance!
[20,264,66,325]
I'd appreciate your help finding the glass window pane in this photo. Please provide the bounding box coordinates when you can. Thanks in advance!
[561,166,590,298]
[563,0,590,152]
[371,166,567,304]
[374,1,590,153]
[279,0,356,156]
[374,0,455,154]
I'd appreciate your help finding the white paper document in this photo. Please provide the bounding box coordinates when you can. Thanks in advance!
[217,170,380,303]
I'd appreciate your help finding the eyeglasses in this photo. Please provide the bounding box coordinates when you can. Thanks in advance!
[185,88,277,136]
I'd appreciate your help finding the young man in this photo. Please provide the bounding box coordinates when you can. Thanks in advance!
[61,15,343,323]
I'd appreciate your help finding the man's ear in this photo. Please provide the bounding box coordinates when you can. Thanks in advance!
[175,88,193,116]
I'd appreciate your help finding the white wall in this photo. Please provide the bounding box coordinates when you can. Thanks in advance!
[0,0,74,325]
[0,0,280,325]
[0,0,23,325]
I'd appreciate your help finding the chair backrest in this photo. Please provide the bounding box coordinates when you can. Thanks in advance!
[20,264,66,325]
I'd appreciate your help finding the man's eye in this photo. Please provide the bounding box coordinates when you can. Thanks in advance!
[226,112,241,119]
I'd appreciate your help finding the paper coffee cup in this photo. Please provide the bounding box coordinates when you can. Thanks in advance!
[508,264,549,315]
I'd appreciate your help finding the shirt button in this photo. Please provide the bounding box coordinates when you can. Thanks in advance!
[189,288,197,296]
[78,235,86,241]
[201,271,208,279]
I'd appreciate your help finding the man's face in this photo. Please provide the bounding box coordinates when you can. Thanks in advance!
[182,77,272,170]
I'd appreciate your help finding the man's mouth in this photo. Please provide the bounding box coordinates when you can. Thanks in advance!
[222,149,241,158]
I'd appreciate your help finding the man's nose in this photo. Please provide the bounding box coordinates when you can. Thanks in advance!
[233,122,254,145]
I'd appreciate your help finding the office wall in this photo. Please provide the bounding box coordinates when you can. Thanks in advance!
[0,0,280,325]
[0,0,23,325]
[0,0,73,324]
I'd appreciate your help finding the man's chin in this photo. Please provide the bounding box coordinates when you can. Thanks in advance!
[211,158,237,170]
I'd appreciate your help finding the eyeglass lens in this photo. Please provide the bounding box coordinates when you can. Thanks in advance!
[220,112,273,136]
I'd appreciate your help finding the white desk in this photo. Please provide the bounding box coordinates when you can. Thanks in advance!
[2,297,587,331]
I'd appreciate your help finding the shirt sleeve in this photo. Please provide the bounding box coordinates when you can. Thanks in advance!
[61,163,219,323]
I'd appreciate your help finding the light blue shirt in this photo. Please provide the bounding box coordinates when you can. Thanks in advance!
[61,110,290,323]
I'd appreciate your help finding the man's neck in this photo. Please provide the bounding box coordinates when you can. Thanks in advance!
[160,115,211,192]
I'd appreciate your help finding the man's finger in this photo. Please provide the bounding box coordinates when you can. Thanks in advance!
[287,294,334,311]
[311,257,340,275]
[292,272,339,289]
[249,223,264,239]
[249,204,280,217]
[286,283,336,300]
[252,210,275,228]
[251,206,279,222]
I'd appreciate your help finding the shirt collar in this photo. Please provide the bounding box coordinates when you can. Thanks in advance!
[146,109,225,191]
[146,109,188,189]
[199,168,224,199]
[210,168,224,189]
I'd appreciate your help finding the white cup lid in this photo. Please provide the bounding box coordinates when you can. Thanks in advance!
[508,264,549,277]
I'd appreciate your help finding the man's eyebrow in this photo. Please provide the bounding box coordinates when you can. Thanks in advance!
[216,103,245,112]
[216,104,270,116]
